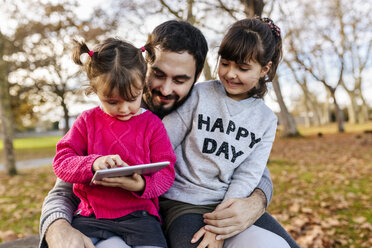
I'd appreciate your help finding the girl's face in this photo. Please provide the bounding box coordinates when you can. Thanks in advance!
[218,58,271,101]
[97,86,143,122]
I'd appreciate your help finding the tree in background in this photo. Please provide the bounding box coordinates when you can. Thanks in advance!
[280,0,372,132]
[3,0,118,134]
[0,31,16,175]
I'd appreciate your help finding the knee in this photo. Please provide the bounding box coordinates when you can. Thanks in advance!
[224,225,290,248]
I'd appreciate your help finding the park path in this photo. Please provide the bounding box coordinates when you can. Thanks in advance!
[0,157,53,171]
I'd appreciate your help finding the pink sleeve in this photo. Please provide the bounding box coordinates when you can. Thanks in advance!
[52,113,101,184]
[134,117,176,199]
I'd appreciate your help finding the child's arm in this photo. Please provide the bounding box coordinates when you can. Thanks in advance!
[52,114,101,184]
[132,117,177,199]
[223,119,277,201]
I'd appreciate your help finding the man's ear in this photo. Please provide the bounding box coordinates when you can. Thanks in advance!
[260,61,272,78]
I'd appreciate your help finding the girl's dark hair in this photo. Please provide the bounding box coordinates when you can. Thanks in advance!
[218,17,283,98]
[72,38,147,100]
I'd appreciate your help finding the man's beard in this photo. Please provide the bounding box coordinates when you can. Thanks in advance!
[143,87,191,119]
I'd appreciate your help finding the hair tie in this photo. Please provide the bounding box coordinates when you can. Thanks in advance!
[262,17,281,37]
[88,50,94,57]
[140,46,146,52]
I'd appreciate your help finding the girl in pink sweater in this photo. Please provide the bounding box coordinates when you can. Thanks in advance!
[52,38,176,248]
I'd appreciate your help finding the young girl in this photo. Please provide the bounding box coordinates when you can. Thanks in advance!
[160,17,283,247]
[52,38,176,248]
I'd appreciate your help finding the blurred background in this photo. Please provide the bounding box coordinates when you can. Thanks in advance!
[0,0,371,247]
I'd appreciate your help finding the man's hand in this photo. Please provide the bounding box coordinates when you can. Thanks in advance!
[202,189,267,240]
[191,227,224,248]
[45,219,94,248]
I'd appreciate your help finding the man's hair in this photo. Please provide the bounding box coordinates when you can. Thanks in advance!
[144,20,208,82]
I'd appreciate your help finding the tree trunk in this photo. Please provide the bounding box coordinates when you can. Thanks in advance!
[241,0,264,17]
[272,77,299,137]
[330,89,345,132]
[303,92,311,127]
[0,32,17,175]
[186,0,195,24]
[61,97,70,134]
[346,91,358,124]
[358,94,369,123]
[203,59,213,80]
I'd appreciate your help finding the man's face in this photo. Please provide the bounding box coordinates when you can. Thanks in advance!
[144,47,197,117]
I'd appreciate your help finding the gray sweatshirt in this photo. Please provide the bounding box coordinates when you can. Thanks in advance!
[162,80,277,205]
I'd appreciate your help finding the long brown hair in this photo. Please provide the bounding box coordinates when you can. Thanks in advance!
[73,38,147,100]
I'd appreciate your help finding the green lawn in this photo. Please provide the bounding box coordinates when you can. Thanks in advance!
[0,136,61,162]
[0,136,61,150]
[296,121,372,136]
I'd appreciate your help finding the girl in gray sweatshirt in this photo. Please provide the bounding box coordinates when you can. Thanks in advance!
[161,17,283,248]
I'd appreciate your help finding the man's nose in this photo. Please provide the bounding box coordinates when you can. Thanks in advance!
[160,78,172,96]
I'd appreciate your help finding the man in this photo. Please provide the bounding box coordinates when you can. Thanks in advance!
[40,20,299,248]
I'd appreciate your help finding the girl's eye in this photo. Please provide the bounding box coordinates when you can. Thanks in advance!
[239,67,249,71]
[107,101,118,105]
[128,95,140,102]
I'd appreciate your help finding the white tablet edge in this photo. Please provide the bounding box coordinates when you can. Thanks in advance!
[90,161,170,183]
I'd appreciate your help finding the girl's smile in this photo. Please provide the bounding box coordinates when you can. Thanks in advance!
[218,58,271,101]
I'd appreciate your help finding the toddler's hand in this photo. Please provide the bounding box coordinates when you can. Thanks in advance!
[191,227,224,248]
[93,173,145,193]
[92,154,127,172]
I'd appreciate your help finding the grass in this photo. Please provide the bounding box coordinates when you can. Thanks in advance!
[0,136,61,162]
[296,121,372,136]
[267,129,372,247]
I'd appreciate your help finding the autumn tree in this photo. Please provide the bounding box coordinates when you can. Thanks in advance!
[6,0,118,134]
[280,0,372,132]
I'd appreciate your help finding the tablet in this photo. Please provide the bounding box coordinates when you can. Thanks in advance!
[91,161,170,182]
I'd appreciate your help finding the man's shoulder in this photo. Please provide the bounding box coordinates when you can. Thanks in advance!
[192,80,221,97]
[194,80,219,90]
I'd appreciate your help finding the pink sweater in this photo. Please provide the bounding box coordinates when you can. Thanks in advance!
[53,107,176,220]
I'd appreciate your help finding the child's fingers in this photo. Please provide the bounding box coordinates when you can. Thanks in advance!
[105,156,117,168]
[191,227,206,244]
[111,154,126,167]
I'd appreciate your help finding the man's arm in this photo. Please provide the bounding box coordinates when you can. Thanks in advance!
[39,178,81,248]
[256,166,273,207]
[201,168,272,240]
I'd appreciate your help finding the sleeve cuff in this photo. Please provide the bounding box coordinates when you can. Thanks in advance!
[39,212,72,248]
[256,181,273,208]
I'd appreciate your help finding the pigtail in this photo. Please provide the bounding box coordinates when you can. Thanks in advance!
[260,17,283,82]
[72,39,91,65]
